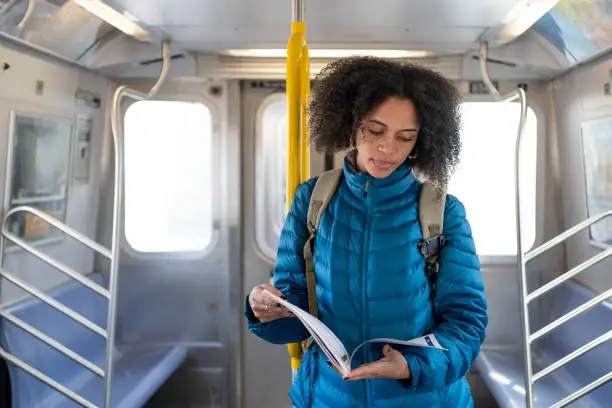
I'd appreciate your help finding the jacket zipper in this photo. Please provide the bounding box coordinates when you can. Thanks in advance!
[362,179,372,406]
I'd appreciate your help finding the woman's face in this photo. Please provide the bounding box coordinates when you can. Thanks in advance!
[355,97,419,179]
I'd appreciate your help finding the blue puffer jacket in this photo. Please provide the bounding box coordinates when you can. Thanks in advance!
[246,153,488,407]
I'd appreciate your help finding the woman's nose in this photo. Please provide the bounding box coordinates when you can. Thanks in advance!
[377,135,397,154]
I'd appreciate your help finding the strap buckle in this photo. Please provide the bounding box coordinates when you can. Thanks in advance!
[418,235,446,257]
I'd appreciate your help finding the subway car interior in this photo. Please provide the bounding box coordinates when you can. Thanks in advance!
[0,0,611,407]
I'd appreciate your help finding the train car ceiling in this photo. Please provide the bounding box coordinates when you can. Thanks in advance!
[1,0,611,81]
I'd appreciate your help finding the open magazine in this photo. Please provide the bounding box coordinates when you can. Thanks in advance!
[263,289,446,377]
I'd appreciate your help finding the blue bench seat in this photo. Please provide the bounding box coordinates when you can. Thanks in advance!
[475,279,612,408]
[0,273,187,408]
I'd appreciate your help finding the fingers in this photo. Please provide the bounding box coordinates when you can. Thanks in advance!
[255,283,285,299]
[249,284,293,322]
[346,362,381,381]
[260,283,285,298]
[251,285,285,307]
[257,310,291,323]
[251,303,291,321]
[346,345,410,381]
[251,303,288,315]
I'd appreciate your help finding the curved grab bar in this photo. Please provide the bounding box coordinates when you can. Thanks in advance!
[103,39,170,408]
[479,40,533,406]
[16,0,35,31]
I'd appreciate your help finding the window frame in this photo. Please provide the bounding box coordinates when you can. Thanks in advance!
[3,108,74,252]
[121,94,221,260]
[253,92,288,263]
[457,95,546,265]
[579,116,612,251]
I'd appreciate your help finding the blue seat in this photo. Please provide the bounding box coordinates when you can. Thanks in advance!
[475,279,612,408]
[0,274,187,408]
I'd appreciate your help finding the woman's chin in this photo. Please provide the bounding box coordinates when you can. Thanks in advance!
[366,165,395,179]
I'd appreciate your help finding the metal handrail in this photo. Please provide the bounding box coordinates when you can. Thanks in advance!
[2,230,110,299]
[103,38,170,408]
[16,0,35,31]
[526,210,612,263]
[0,309,105,377]
[551,371,612,408]
[479,40,534,403]
[533,330,612,382]
[527,241,612,303]
[3,206,112,258]
[1,270,107,337]
[530,287,612,342]
[0,348,97,408]
[479,41,612,408]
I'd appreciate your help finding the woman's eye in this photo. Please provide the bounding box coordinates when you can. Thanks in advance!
[367,128,384,136]
[398,136,413,143]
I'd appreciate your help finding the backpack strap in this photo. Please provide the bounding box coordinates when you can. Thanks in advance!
[303,168,343,318]
[418,182,447,296]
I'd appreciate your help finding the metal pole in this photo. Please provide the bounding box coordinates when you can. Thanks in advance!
[513,87,534,407]
[292,0,304,22]
[479,40,533,407]
[287,0,308,378]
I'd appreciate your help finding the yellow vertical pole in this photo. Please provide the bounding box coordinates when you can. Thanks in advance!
[286,0,309,381]
[300,42,310,182]
[285,20,304,212]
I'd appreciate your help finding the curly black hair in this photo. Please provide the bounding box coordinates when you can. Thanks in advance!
[308,56,462,187]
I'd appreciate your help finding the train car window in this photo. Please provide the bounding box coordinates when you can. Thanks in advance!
[449,102,538,257]
[6,114,72,246]
[255,94,288,261]
[124,100,213,253]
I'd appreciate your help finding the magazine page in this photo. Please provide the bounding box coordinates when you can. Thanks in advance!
[348,334,447,367]
[262,290,446,377]
[262,290,351,375]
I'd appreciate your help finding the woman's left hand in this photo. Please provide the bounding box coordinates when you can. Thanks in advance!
[345,345,411,381]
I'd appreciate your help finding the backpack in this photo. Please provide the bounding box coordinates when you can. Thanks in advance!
[302,168,447,318]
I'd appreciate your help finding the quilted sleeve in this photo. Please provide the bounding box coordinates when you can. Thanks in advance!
[245,179,316,344]
[402,194,488,391]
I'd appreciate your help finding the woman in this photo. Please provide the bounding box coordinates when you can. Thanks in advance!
[245,56,488,407]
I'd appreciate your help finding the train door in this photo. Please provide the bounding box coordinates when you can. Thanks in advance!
[240,80,325,408]
[97,79,242,407]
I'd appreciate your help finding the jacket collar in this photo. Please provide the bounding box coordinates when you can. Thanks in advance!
[342,149,418,203]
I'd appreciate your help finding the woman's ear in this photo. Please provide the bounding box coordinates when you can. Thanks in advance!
[408,144,419,160]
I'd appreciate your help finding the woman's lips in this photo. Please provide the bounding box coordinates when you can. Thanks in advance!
[371,159,395,170]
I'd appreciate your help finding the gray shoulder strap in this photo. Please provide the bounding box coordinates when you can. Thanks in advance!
[306,168,343,233]
[419,182,447,239]
[303,168,343,318]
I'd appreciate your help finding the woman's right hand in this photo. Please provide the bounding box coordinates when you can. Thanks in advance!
[248,283,294,323]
